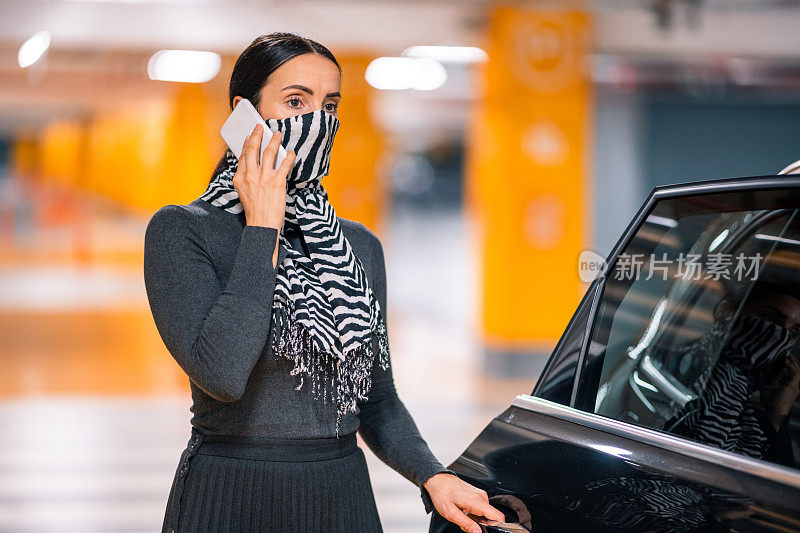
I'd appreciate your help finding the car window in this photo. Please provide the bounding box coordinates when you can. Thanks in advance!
[575,187,800,470]
[534,280,599,405]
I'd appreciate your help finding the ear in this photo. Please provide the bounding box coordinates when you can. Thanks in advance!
[232,96,242,108]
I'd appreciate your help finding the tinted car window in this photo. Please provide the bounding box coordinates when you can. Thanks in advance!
[576,188,800,470]
[534,281,599,405]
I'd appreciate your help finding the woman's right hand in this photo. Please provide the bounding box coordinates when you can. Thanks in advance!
[423,473,505,533]
[233,123,296,267]
[234,123,296,230]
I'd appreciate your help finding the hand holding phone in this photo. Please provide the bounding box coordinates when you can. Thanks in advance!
[221,98,289,170]
[230,120,296,268]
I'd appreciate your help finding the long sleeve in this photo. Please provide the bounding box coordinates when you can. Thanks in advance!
[355,232,455,514]
[143,204,285,403]
[758,411,796,468]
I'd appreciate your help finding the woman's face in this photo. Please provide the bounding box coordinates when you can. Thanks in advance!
[232,53,341,121]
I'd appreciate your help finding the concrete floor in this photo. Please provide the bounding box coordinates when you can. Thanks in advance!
[0,176,542,532]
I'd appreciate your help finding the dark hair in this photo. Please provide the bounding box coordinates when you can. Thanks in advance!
[208,32,341,185]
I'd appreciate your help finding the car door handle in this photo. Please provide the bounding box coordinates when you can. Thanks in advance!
[467,514,530,533]
[480,521,530,533]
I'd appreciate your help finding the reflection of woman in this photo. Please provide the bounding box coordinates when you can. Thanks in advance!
[143,33,502,532]
[664,281,800,466]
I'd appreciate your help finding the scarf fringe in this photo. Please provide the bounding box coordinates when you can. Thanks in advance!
[268,299,391,436]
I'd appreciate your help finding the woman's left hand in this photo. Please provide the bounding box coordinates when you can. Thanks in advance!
[423,472,505,533]
[762,354,800,430]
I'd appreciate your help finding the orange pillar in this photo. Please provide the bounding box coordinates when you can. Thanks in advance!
[466,6,593,376]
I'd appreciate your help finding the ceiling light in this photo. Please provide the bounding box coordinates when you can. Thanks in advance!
[402,45,487,64]
[18,31,51,68]
[147,50,221,83]
[365,57,447,91]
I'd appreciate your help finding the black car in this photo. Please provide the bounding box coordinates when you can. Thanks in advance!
[430,175,800,533]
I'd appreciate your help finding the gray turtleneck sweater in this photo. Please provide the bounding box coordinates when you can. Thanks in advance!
[143,197,450,513]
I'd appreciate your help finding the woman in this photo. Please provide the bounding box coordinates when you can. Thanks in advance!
[143,32,504,533]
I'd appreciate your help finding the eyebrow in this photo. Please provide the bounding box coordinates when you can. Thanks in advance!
[282,84,341,98]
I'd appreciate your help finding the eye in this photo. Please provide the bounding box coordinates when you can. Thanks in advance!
[324,102,338,112]
[287,97,303,109]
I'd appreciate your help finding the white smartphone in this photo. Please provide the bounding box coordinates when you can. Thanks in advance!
[220,98,288,170]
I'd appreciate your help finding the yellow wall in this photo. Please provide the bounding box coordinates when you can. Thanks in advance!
[36,83,219,212]
[467,6,593,349]
[11,137,41,180]
[84,84,219,211]
[41,120,88,188]
[84,99,169,209]
[30,54,386,230]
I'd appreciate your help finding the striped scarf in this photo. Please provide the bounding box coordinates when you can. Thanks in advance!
[200,108,389,432]
[665,313,795,458]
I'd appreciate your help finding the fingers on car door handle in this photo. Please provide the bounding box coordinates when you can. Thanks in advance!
[467,514,531,533]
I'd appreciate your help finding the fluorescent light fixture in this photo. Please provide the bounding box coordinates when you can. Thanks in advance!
[413,58,448,90]
[147,49,221,83]
[632,370,658,393]
[646,214,677,228]
[755,233,800,246]
[365,57,415,90]
[365,57,447,91]
[627,299,668,360]
[640,354,695,405]
[18,30,51,68]
[708,229,729,252]
[402,45,488,64]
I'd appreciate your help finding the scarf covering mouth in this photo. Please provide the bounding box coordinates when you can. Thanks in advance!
[200,108,389,432]
[664,313,795,458]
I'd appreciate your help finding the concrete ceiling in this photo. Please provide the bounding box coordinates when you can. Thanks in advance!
[1,0,800,135]
[2,0,799,58]
[0,0,485,55]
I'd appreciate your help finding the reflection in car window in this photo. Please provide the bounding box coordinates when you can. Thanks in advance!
[534,281,598,405]
[576,188,800,470]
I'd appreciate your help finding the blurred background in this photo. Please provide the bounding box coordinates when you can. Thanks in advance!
[1,0,800,531]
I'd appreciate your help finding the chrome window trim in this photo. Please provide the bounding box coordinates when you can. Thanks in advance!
[569,278,604,407]
[511,394,800,490]
[532,278,600,399]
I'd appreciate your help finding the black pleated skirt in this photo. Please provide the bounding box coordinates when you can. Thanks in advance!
[161,427,383,533]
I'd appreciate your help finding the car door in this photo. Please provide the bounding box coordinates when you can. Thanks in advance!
[430,175,800,533]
